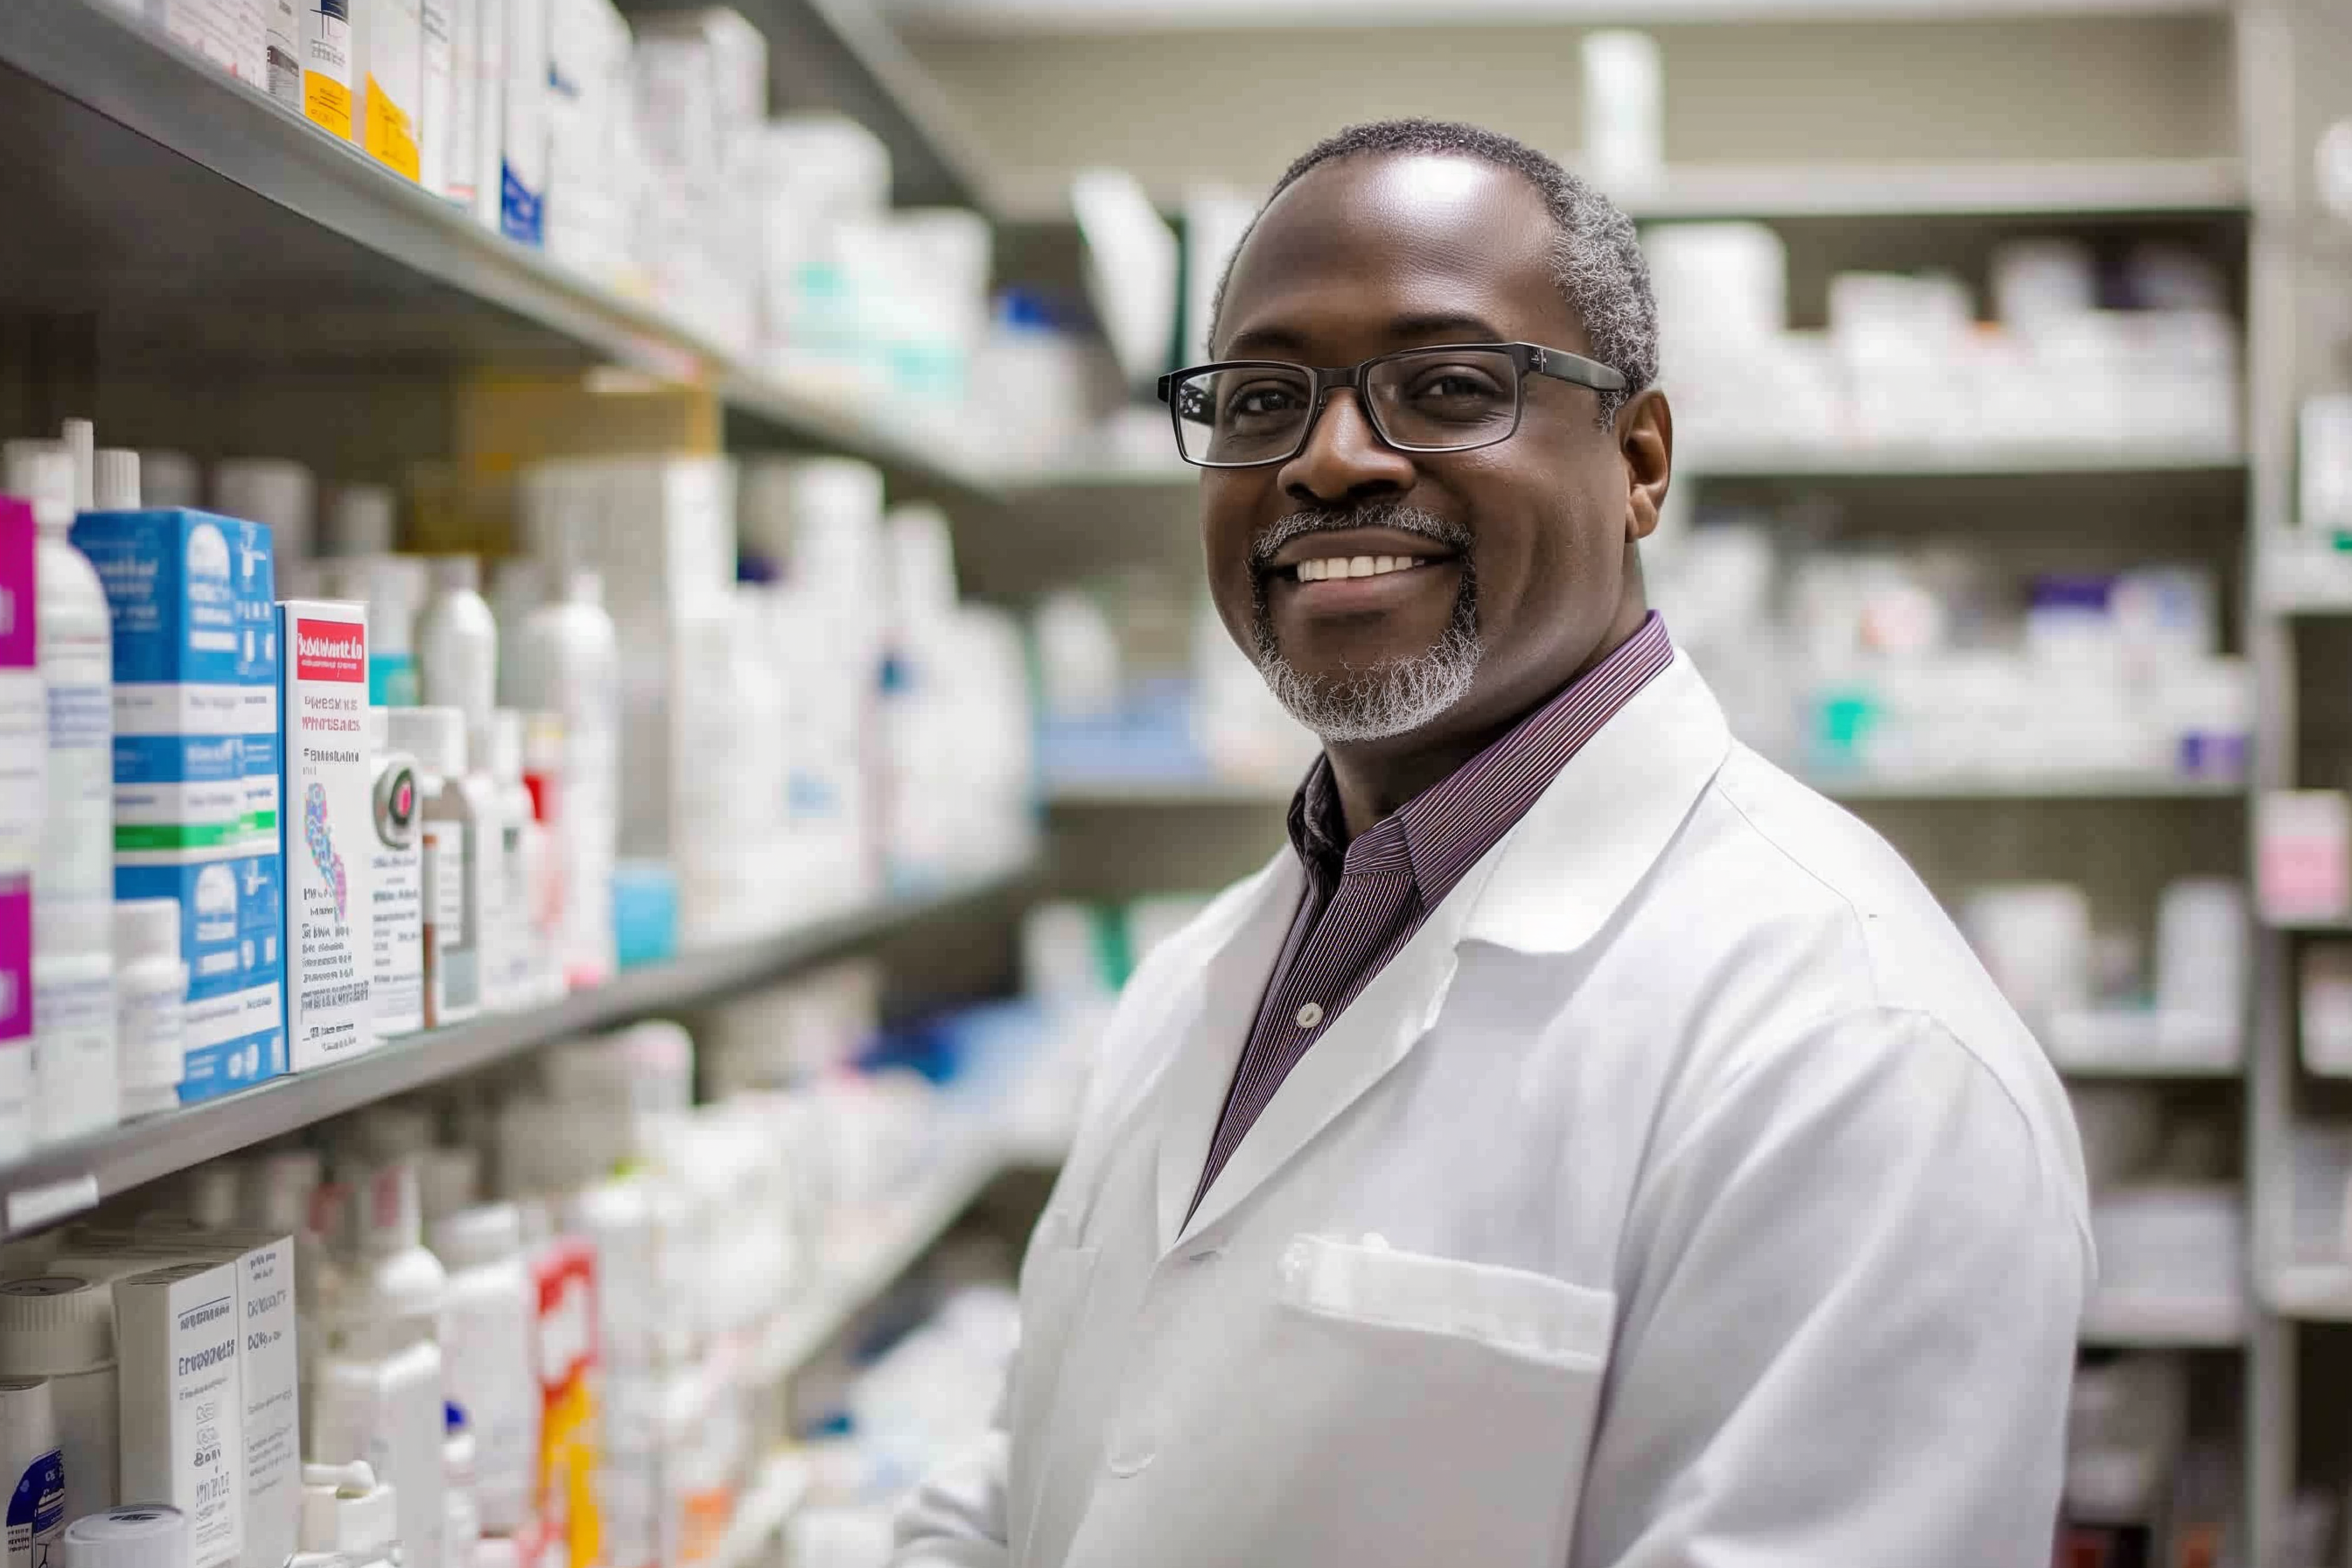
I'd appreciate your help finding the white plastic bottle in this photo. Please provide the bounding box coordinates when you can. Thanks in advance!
[113,900,187,1121]
[90,452,139,514]
[212,459,317,573]
[295,1460,396,1568]
[310,1162,446,1568]
[425,1203,536,1534]
[440,1406,478,1568]
[0,1275,116,1525]
[3,442,116,1151]
[416,558,497,732]
[476,712,536,1012]
[366,709,425,1040]
[383,709,486,1028]
[510,570,617,990]
[0,1377,64,1568]
[61,1506,186,1568]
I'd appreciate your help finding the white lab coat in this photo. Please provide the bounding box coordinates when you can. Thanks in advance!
[895,652,2091,1568]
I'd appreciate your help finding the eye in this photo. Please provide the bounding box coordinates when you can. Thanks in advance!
[1225,380,1308,421]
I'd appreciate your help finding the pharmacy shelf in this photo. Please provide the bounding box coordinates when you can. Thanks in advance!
[708,1452,816,1568]
[0,0,1006,500]
[2044,1011,2244,1078]
[0,864,1034,1238]
[751,1134,1017,1380]
[1046,770,2245,808]
[2079,1292,2250,1349]
[2263,1264,2352,1324]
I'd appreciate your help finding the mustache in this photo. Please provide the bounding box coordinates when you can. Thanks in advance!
[1249,500,1473,572]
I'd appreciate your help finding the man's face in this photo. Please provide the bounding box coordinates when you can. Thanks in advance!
[1202,152,1648,749]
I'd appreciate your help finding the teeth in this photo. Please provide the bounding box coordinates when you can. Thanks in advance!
[1293,555,1426,583]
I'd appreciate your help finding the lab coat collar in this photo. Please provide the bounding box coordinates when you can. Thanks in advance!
[1147,652,1731,1256]
[1461,650,1732,955]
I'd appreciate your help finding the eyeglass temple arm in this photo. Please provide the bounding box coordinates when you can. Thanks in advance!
[1525,345,1628,393]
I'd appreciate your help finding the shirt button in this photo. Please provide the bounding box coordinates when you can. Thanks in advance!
[1295,1002,1325,1028]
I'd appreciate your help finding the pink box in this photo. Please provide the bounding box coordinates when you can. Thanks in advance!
[0,495,37,1050]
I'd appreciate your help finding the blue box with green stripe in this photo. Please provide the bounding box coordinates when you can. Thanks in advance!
[70,508,285,1104]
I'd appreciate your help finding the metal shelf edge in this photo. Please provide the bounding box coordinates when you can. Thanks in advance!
[0,864,1032,1236]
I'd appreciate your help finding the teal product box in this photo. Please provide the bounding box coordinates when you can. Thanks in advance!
[70,509,275,849]
[71,508,286,1104]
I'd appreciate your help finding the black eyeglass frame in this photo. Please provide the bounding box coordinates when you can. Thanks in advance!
[1153,341,1629,469]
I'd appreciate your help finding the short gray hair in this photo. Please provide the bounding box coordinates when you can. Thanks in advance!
[1208,117,1657,423]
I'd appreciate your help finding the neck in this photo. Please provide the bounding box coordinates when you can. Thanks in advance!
[1322,596,1649,841]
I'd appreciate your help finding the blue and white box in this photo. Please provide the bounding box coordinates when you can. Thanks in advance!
[71,508,286,1103]
[236,528,278,853]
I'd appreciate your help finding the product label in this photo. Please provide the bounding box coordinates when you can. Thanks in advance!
[118,970,187,1097]
[500,817,529,999]
[265,0,301,106]
[533,1240,600,1568]
[116,1264,244,1568]
[419,823,477,1025]
[303,0,353,136]
[40,626,113,914]
[363,72,423,180]
[233,1240,300,1568]
[282,610,371,1071]
[6,1448,64,1568]
[32,963,115,1137]
[369,841,424,1038]
[0,878,27,1052]
[0,671,46,897]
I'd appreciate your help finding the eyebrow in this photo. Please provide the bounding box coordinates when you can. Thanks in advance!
[1220,312,1511,360]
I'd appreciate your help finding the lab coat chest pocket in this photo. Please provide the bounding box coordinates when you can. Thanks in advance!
[1264,1235,1617,1568]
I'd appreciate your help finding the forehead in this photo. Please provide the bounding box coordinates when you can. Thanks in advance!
[1217,151,1576,360]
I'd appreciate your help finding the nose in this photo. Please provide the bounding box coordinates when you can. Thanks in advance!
[1279,388,1415,507]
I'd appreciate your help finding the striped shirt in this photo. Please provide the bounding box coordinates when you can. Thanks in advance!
[1191,612,1675,1214]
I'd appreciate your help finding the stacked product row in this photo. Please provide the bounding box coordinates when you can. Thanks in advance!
[0,984,1040,1568]
[0,419,619,1161]
[102,0,998,411]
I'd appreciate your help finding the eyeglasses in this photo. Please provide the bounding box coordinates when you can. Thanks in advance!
[1155,341,1628,469]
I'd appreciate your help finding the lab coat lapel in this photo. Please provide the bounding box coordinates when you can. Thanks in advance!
[1177,855,1494,1247]
[1149,851,1309,1256]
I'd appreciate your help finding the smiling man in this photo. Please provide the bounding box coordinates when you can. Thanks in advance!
[894,119,2091,1568]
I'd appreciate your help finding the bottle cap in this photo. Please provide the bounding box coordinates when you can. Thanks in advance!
[327,485,396,556]
[563,569,604,608]
[427,1200,522,1272]
[112,900,182,967]
[476,1537,521,1568]
[299,1462,397,1557]
[60,418,94,510]
[64,1505,187,1568]
[0,1377,54,1444]
[0,1275,116,1372]
[431,555,481,594]
[183,1163,242,1229]
[387,706,466,778]
[4,441,75,532]
[214,459,317,555]
[92,449,140,511]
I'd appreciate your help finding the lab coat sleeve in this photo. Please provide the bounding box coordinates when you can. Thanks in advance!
[1572,1005,2089,1568]
[889,1409,1012,1566]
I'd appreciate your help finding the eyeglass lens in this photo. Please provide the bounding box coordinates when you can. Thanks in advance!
[1172,347,1523,466]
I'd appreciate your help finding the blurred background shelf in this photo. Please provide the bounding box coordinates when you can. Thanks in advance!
[2079,1293,2250,1350]
[2264,1266,2352,1325]
[1044,770,2245,808]
[0,864,1035,1238]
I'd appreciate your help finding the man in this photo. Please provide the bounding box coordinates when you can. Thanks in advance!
[896,118,2090,1568]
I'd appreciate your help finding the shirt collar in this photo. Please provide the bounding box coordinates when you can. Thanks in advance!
[1285,612,1676,904]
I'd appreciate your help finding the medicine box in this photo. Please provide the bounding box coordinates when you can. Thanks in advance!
[0,497,34,1060]
[72,508,286,1104]
[115,1260,248,1568]
[279,601,375,1070]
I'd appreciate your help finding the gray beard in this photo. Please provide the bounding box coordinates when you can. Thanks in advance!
[1248,502,1481,744]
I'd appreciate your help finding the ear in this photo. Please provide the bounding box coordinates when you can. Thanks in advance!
[1618,389,1673,542]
